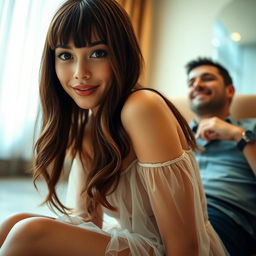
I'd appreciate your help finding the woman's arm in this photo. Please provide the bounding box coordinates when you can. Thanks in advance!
[121,90,199,255]
[66,156,103,228]
[121,90,185,163]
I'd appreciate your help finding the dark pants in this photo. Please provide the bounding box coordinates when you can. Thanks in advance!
[208,205,256,256]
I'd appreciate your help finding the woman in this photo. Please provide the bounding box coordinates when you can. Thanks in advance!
[0,0,227,255]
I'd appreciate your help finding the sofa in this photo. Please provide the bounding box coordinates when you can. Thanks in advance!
[170,94,256,122]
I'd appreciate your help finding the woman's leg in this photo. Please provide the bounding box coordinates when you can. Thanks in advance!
[0,213,51,247]
[0,216,130,256]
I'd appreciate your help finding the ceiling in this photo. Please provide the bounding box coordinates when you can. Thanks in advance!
[218,0,256,45]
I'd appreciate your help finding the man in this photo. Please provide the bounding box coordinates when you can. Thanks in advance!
[186,57,256,256]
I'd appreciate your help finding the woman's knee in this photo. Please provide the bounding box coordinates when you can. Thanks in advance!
[1,217,54,255]
[1,212,39,229]
[3,212,29,221]
[0,213,36,246]
[11,217,54,241]
[1,212,53,236]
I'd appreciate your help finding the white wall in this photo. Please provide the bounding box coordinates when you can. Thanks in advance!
[148,0,232,97]
[240,44,256,94]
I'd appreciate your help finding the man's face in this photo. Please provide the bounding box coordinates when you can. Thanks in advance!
[187,65,232,116]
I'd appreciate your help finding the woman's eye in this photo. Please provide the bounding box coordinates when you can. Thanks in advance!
[58,52,72,60]
[91,50,108,58]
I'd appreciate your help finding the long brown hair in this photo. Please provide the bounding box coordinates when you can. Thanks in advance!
[33,0,196,218]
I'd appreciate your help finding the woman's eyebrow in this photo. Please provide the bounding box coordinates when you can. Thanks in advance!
[55,45,71,49]
[87,40,106,46]
[55,40,106,49]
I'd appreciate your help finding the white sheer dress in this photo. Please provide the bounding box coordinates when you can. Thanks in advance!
[59,150,228,256]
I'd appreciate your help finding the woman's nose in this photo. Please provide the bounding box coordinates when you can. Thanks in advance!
[73,60,92,80]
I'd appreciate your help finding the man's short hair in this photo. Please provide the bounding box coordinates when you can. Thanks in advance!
[185,57,233,86]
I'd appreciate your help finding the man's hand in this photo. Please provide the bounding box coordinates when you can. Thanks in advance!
[196,117,244,142]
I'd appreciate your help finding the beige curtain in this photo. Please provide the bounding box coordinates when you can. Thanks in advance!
[117,0,153,86]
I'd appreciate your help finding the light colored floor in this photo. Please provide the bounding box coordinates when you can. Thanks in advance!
[0,176,117,227]
[0,176,68,222]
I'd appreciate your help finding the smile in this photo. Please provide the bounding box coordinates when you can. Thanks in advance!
[72,84,98,96]
[78,87,94,91]
[192,90,211,99]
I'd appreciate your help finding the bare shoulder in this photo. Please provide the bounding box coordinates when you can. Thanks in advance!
[121,90,184,163]
[121,89,172,126]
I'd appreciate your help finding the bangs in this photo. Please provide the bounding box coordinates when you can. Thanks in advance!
[48,1,106,49]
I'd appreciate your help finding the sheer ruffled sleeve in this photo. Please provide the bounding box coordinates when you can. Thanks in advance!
[137,151,227,256]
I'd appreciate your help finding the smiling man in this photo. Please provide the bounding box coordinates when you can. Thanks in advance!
[185,58,256,256]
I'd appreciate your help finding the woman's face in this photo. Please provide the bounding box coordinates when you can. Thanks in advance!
[55,35,113,113]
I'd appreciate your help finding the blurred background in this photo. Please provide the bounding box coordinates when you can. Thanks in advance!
[0,0,255,219]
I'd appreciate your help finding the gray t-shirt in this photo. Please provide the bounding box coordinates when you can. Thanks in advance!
[190,116,256,238]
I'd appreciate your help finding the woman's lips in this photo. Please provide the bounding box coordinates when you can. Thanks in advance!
[72,84,98,96]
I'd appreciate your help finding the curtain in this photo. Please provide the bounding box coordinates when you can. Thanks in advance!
[0,0,153,174]
[117,0,153,86]
[0,0,64,174]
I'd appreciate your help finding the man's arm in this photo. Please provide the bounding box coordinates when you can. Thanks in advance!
[243,143,256,176]
[196,117,256,175]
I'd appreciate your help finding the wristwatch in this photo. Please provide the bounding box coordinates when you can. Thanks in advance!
[237,130,256,151]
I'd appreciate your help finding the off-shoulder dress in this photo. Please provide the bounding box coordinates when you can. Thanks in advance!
[59,150,228,256]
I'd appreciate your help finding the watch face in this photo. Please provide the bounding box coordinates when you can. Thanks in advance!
[245,130,256,141]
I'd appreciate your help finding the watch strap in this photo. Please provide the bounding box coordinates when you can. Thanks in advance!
[237,135,247,151]
[237,130,256,151]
